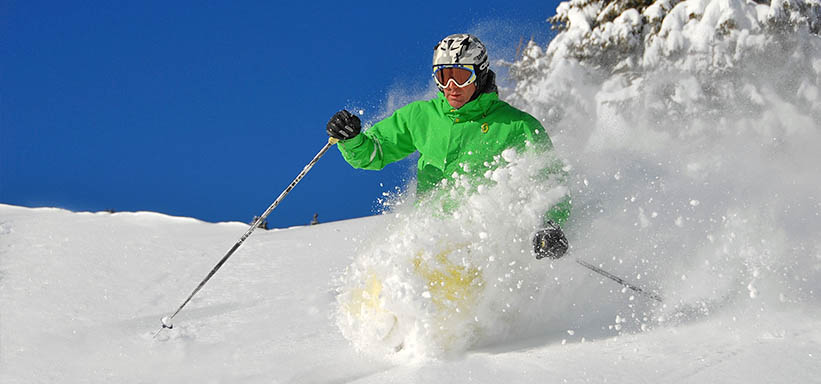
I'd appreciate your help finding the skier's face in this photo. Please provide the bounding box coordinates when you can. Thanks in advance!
[443,81,476,109]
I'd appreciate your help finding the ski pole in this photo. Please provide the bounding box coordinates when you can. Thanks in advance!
[575,258,663,302]
[153,137,339,338]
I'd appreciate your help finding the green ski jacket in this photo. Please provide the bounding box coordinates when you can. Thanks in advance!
[338,92,570,225]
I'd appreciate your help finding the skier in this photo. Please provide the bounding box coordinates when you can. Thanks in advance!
[326,33,570,260]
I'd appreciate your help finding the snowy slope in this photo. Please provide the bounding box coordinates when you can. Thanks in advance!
[0,205,384,383]
[1,204,819,383]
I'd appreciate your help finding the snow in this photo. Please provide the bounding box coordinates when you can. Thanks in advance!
[2,203,819,383]
[4,0,821,381]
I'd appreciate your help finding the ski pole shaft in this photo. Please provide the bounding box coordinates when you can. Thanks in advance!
[154,137,339,337]
[575,258,663,302]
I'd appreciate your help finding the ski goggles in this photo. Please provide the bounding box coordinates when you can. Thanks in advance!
[432,64,477,88]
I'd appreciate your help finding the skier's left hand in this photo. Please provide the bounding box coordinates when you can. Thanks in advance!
[533,221,569,260]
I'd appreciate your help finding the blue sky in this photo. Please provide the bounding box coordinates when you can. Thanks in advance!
[2,1,562,228]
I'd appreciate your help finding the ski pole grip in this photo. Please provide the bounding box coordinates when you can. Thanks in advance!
[328,137,339,145]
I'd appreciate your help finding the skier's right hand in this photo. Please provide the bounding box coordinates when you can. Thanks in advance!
[326,110,361,140]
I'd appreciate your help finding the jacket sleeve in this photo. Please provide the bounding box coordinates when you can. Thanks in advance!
[521,114,572,227]
[337,106,418,170]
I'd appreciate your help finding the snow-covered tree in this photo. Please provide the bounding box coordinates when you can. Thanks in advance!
[541,0,820,72]
[509,0,821,132]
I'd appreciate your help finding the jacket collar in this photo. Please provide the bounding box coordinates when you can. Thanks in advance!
[437,91,498,120]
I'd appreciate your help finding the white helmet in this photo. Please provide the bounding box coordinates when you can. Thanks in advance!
[432,34,489,72]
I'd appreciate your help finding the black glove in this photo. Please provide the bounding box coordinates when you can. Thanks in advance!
[326,110,361,140]
[533,221,569,260]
